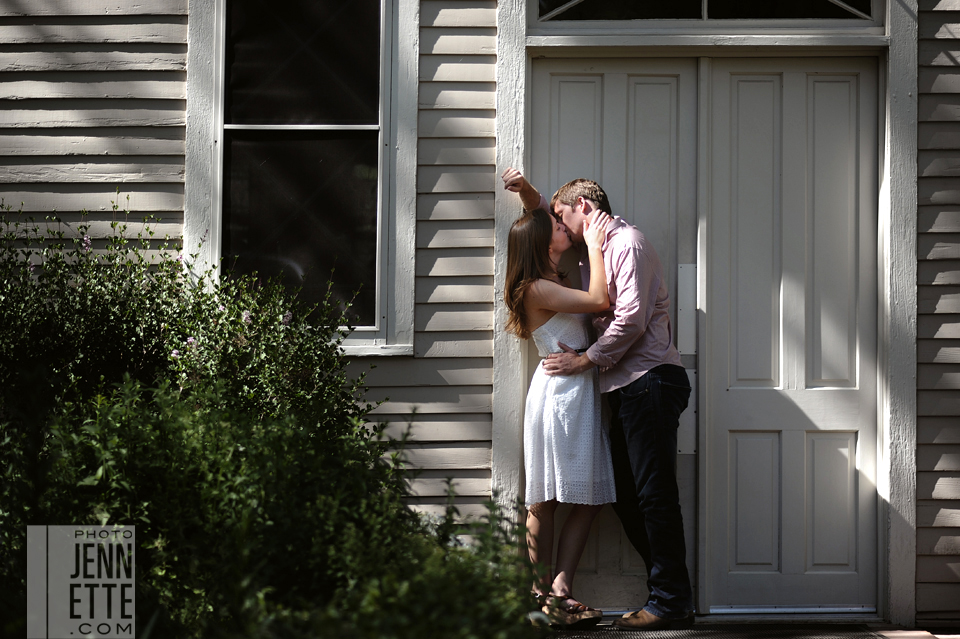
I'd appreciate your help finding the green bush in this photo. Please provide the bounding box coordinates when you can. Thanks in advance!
[0,204,540,639]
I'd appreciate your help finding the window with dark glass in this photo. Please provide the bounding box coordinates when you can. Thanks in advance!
[222,0,382,327]
[539,0,872,21]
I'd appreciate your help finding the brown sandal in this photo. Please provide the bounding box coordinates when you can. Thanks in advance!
[543,595,602,628]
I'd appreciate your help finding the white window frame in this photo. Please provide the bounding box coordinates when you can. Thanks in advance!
[185,0,417,356]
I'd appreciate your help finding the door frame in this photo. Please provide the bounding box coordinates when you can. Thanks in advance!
[491,4,919,627]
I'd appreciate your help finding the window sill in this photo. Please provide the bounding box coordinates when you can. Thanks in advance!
[341,343,414,357]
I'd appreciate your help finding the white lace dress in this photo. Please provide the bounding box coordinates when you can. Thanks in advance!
[524,312,616,507]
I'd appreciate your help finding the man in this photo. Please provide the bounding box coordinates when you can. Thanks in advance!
[501,167,693,630]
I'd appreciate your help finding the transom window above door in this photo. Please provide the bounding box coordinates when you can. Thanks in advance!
[538,0,872,21]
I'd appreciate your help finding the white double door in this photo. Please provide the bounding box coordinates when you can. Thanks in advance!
[528,56,878,613]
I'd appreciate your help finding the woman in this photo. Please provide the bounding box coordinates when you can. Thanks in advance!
[504,206,616,627]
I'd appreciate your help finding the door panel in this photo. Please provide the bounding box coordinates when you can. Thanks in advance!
[704,58,878,613]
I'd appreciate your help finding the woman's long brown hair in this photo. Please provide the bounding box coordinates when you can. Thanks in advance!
[504,208,561,339]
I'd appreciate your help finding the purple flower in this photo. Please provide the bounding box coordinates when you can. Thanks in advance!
[218,304,226,313]
[186,337,196,347]
[82,235,92,252]
[176,254,183,264]
[242,310,252,324]
[171,350,180,359]
[282,311,293,326]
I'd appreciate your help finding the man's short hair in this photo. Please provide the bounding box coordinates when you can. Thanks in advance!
[550,178,613,216]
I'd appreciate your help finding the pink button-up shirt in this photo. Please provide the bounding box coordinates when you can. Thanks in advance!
[581,216,681,393]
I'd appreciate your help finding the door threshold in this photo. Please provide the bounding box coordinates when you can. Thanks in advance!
[694,614,884,624]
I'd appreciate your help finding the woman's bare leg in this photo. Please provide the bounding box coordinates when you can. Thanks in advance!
[552,503,603,598]
[526,500,558,595]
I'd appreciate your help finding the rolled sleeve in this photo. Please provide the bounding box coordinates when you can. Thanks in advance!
[533,193,549,212]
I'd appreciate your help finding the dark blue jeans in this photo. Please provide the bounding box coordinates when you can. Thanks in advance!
[607,363,692,619]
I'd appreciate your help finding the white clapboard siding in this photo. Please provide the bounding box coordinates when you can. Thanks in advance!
[922,178,960,205]
[417,192,495,220]
[420,1,497,27]
[367,385,493,415]
[349,357,492,387]
[920,67,960,93]
[418,165,494,193]
[921,41,960,66]
[417,220,493,248]
[920,209,960,232]
[918,473,960,500]
[0,159,184,183]
[419,82,496,109]
[418,109,496,138]
[917,583,960,611]
[419,137,495,165]
[420,27,496,55]
[919,340,960,363]
[0,22,187,45]
[920,418,960,443]
[407,502,492,520]
[922,0,960,10]
[919,364,960,389]
[0,49,187,72]
[920,151,960,176]
[919,527,960,554]
[918,556,960,581]
[416,248,493,277]
[920,314,960,338]
[920,391,960,415]
[920,445,960,471]
[920,95,960,121]
[921,3,960,617]
[415,331,493,358]
[920,234,960,259]
[380,415,493,442]
[7,216,182,240]
[0,1,187,16]
[408,477,490,498]
[919,285,960,313]
[0,0,184,229]
[415,276,493,303]
[919,122,960,148]
[919,502,960,527]
[0,73,186,100]
[0,186,184,213]
[397,442,492,470]
[0,101,186,128]
[420,55,496,82]
[415,304,493,332]
[406,468,491,497]
[920,260,960,284]
[0,130,184,156]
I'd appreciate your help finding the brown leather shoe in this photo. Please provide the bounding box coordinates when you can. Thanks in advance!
[613,608,693,630]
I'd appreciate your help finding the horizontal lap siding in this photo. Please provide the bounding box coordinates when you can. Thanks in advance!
[918,1,960,623]
[0,1,186,238]
[350,0,498,517]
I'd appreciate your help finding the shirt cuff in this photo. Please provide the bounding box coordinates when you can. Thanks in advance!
[537,193,549,212]
[585,344,615,369]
